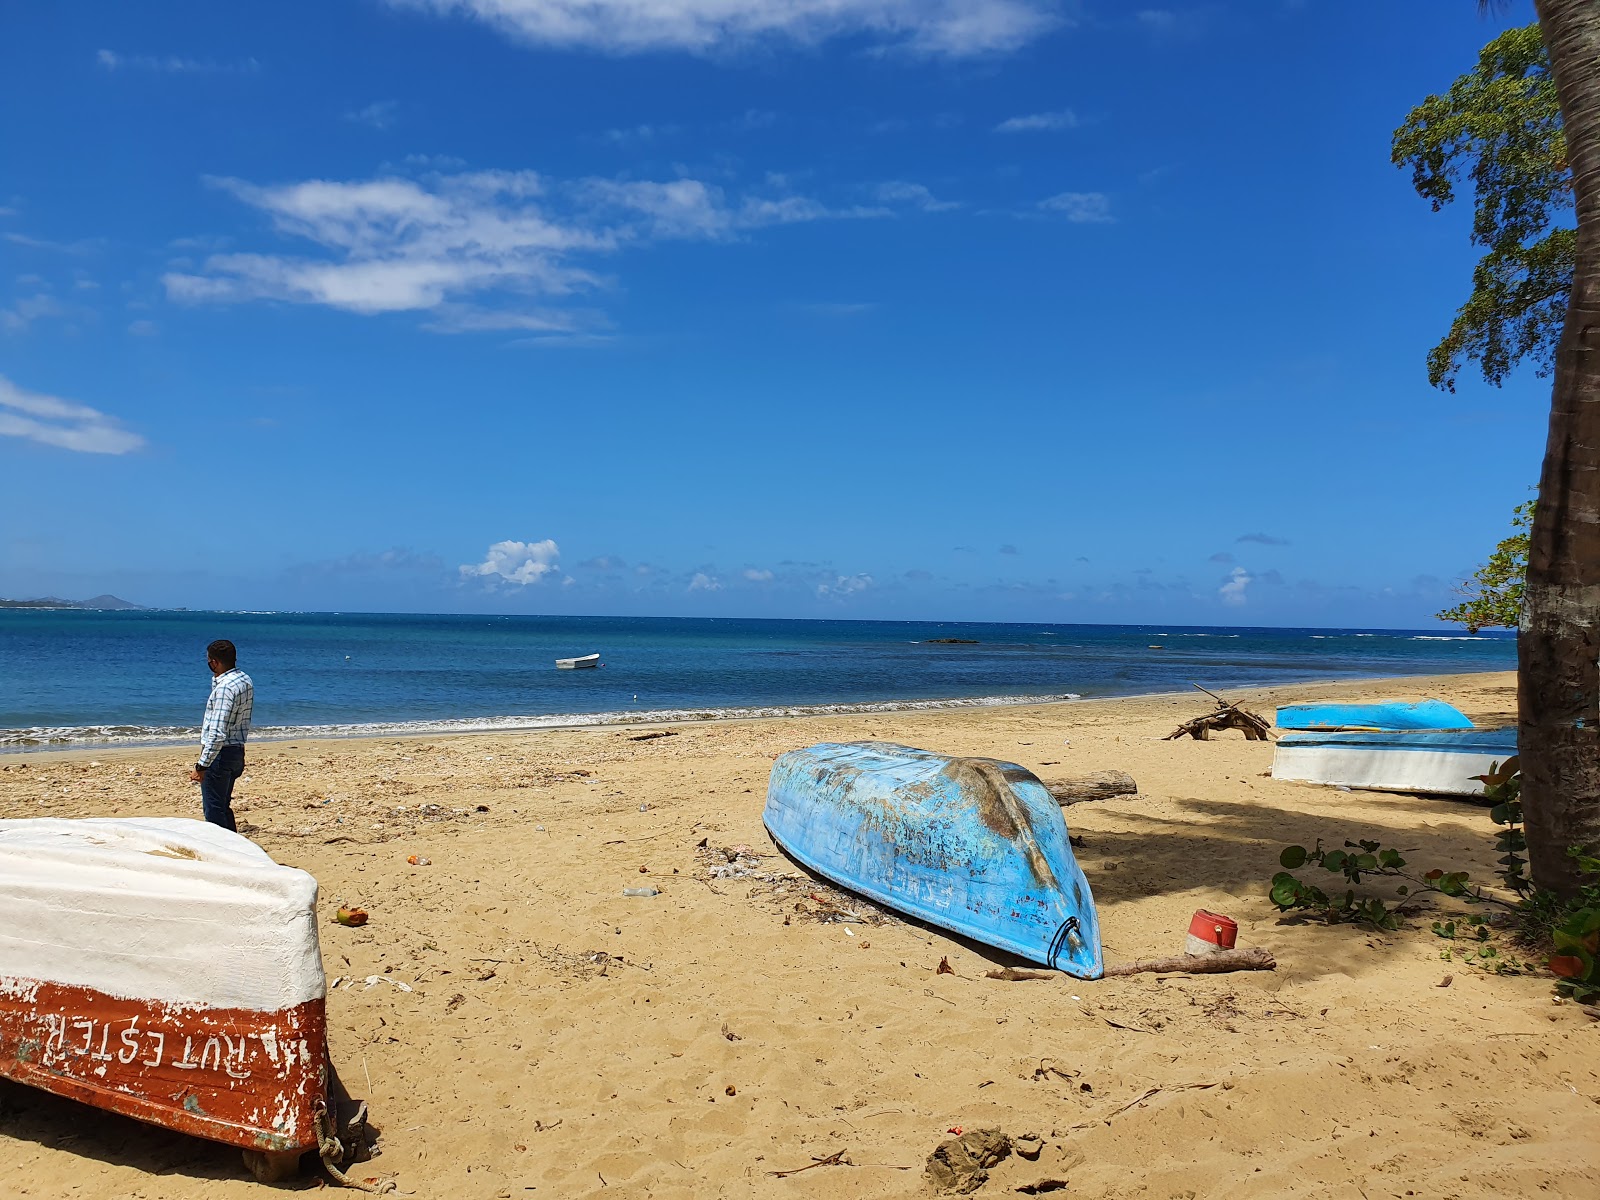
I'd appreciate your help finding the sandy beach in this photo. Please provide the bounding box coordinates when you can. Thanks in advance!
[1,668,1596,1200]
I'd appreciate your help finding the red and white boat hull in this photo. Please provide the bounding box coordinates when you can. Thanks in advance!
[0,818,330,1155]
[0,981,326,1152]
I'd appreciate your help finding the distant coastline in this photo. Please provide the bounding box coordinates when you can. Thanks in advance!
[0,595,147,611]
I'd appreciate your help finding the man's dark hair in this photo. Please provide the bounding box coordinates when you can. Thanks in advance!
[207,639,237,668]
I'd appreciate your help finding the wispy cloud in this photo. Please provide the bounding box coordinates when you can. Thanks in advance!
[459,538,561,585]
[346,100,400,130]
[165,169,916,333]
[403,153,467,170]
[873,181,960,212]
[0,376,145,455]
[817,572,874,598]
[1219,566,1251,606]
[797,301,878,317]
[1236,532,1290,546]
[4,232,101,255]
[994,110,1079,133]
[0,294,68,335]
[96,49,260,74]
[743,567,775,582]
[1208,551,1234,564]
[1038,191,1112,223]
[290,547,445,579]
[385,0,1065,58]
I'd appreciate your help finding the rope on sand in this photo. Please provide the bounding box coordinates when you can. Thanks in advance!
[316,1106,392,1193]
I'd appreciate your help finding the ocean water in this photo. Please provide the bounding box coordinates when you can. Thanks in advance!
[0,610,1517,750]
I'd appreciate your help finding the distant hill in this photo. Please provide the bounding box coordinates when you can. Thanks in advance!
[0,595,147,610]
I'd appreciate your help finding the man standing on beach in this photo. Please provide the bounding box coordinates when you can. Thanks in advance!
[188,639,253,832]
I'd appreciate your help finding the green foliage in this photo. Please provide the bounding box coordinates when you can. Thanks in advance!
[1436,501,1532,631]
[1392,24,1572,390]
[1266,792,1600,1001]
[1268,838,1479,932]
[1475,756,1532,894]
[1548,905,1600,1003]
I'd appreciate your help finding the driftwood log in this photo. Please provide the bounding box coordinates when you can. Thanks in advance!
[1102,947,1275,976]
[985,947,1275,982]
[1044,771,1137,805]
[1164,684,1274,742]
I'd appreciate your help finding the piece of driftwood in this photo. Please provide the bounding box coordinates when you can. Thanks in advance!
[984,967,1060,981]
[1102,947,1275,977]
[1044,771,1137,805]
[985,947,1275,982]
[1164,684,1274,742]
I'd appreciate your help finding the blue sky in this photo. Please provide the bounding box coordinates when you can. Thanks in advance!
[0,0,1551,625]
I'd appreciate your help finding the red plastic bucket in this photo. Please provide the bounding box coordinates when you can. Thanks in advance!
[1185,909,1238,955]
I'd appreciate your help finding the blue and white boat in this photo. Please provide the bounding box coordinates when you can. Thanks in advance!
[1271,728,1517,796]
[1275,699,1473,732]
[764,742,1102,978]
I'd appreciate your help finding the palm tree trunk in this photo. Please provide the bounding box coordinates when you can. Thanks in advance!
[1522,0,1600,898]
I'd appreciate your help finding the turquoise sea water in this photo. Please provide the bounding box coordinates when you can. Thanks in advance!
[0,610,1516,750]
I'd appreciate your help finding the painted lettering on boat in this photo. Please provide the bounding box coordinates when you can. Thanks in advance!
[0,978,326,1153]
[25,1012,305,1081]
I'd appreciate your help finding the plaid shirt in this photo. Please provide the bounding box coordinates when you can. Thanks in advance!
[198,668,253,767]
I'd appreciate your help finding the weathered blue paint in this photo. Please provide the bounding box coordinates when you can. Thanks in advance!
[1276,728,1517,754]
[1275,700,1474,731]
[764,742,1103,978]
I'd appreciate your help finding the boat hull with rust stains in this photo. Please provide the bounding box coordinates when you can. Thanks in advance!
[0,818,329,1153]
[764,742,1103,978]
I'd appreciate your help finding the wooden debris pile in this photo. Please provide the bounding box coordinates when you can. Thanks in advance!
[1164,684,1274,742]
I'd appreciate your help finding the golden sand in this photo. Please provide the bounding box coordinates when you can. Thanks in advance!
[2,669,1597,1199]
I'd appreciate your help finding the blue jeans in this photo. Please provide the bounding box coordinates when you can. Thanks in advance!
[201,745,245,832]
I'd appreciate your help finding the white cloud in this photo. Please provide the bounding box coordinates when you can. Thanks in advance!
[127,319,159,337]
[873,181,960,212]
[1038,191,1112,223]
[165,169,893,328]
[817,573,874,598]
[0,376,146,455]
[688,571,723,592]
[386,0,1063,58]
[743,568,774,582]
[459,538,561,585]
[1219,566,1251,606]
[346,100,400,130]
[994,110,1079,133]
[97,49,260,74]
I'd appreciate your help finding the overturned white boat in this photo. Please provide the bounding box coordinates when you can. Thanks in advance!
[1271,728,1517,797]
[0,818,329,1178]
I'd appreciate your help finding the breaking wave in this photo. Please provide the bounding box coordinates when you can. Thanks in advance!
[0,692,1088,751]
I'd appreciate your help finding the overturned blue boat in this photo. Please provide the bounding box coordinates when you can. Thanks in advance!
[1275,699,1473,732]
[764,742,1103,978]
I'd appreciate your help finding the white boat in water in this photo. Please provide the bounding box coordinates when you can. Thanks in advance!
[1271,728,1517,797]
[555,653,601,669]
